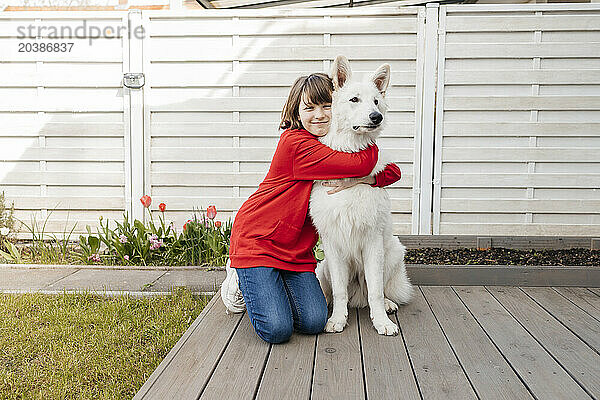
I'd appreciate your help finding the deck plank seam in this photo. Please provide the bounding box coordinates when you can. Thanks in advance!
[420,286,482,399]
[196,307,246,400]
[518,287,600,357]
[551,287,600,324]
[308,332,318,400]
[587,288,600,297]
[451,286,538,399]
[357,307,369,400]
[252,342,273,400]
[487,286,595,399]
[398,288,424,400]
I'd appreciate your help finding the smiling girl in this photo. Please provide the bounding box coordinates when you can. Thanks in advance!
[225,72,402,344]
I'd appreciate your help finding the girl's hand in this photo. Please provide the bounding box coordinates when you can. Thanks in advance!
[321,175,376,194]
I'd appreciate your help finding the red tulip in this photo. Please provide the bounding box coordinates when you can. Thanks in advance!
[140,195,151,208]
[215,221,222,228]
[159,203,166,212]
[183,223,187,231]
[207,205,217,220]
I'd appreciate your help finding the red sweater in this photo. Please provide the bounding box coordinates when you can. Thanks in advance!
[229,128,402,273]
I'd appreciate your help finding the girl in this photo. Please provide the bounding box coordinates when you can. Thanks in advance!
[227,72,402,344]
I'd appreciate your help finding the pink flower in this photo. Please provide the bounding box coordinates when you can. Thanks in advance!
[124,255,129,261]
[140,195,151,208]
[206,206,217,220]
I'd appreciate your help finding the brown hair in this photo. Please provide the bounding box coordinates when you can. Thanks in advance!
[279,73,333,130]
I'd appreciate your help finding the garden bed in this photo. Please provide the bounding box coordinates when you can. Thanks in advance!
[405,247,599,267]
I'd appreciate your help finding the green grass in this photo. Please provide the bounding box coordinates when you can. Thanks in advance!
[0,288,212,399]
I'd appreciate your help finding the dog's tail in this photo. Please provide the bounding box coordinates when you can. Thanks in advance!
[384,241,414,305]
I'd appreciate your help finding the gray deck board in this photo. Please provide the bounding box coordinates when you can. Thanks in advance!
[357,307,420,400]
[455,286,592,400]
[553,287,600,321]
[135,286,600,399]
[421,286,533,399]
[312,308,365,400]
[200,313,270,400]
[488,286,600,398]
[133,294,243,400]
[255,331,315,399]
[397,288,478,399]
[521,287,600,353]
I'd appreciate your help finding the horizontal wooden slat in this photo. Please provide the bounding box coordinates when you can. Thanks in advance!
[151,172,414,187]
[143,7,421,18]
[441,199,600,213]
[149,45,417,61]
[15,196,124,209]
[445,70,600,85]
[0,147,124,161]
[443,123,600,137]
[445,15,600,32]
[445,3,600,11]
[150,122,415,137]
[441,173,600,188]
[151,147,414,162]
[442,148,600,162]
[141,196,411,212]
[445,43,600,59]
[444,96,600,111]
[439,223,600,236]
[150,71,416,87]
[150,96,414,112]
[149,17,417,36]
[2,171,124,185]
[0,100,124,112]
[0,70,123,87]
[0,122,124,137]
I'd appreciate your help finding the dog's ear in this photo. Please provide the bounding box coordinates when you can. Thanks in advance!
[371,64,391,96]
[331,55,352,90]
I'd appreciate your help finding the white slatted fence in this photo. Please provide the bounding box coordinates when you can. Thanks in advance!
[431,3,600,236]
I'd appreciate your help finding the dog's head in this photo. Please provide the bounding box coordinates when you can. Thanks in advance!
[329,55,390,140]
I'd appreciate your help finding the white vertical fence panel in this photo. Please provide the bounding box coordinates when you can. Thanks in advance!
[417,3,438,234]
[142,7,423,235]
[433,3,600,236]
[0,12,130,239]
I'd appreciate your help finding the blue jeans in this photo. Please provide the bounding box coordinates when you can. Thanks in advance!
[235,266,328,344]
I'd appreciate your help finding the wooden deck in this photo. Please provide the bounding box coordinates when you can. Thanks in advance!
[134,286,600,399]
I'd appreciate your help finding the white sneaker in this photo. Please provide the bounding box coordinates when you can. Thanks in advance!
[220,259,246,314]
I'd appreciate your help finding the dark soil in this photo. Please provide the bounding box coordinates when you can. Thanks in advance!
[405,248,599,266]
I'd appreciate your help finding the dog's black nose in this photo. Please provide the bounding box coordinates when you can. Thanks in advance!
[369,112,383,125]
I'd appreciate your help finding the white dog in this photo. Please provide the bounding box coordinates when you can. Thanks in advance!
[309,56,414,336]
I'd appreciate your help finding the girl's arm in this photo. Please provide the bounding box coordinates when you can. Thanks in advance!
[321,163,401,194]
[292,134,379,180]
[370,162,402,187]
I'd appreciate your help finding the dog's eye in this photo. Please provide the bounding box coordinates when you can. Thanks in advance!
[350,97,359,103]
[374,99,379,105]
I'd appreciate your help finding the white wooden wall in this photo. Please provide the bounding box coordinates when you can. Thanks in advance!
[1,4,599,239]
[0,12,131,237]
[140,7,424,236]
[430,4,600,235]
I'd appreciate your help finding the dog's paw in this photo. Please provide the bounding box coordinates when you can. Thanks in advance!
[373,317,399,336]
[324,316,347,333]
[384,298,398,314]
